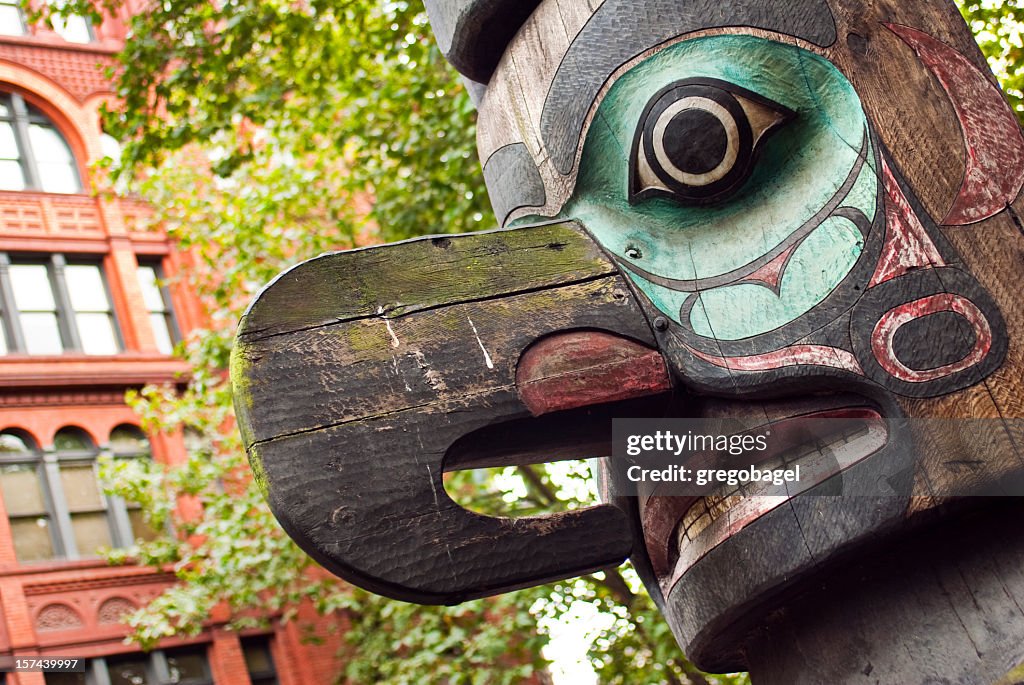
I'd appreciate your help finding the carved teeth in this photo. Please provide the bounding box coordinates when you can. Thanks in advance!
[661,418,887,593]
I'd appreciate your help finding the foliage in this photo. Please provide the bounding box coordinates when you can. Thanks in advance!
[959,0,1024,123]
[31,0,1024,682]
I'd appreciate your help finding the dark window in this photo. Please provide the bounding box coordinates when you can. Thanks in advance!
[0,253,121,355]
[243,637,280,685]
[136,262,179,355]
[105,647,212,685]
[164,648,212,685]
[0,92,81,193]
[105,654,151,685]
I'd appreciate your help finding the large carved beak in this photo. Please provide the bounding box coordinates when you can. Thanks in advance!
[232,221,672,604]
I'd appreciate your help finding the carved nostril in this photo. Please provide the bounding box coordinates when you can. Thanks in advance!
[625,245,644,260]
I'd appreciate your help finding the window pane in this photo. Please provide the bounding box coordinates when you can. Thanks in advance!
[0,432,32,453]
[0,318,7,354]
[45,672,86,685]
[10,516,54,561]
[101,133,121,160]
[65,265,110,311]
[71,511,112,555]
[242,639,275,676]
[106,658,151,685]
[127,507,159,542]
[59,462,103,511]
[0,5,24,36]
[51,14,91,44]
[76,312,118,354]
[38,162,80,193]
[0,122,20,159]
[166,648,210,682]
[53,428,92,452]
[150,312,174,355]
[20,312,63,355]
[136,266,166,311]
[110,426,149,455]
[0,463,46,514]
[28,125,73,164]
[10,264,56,310]
[29,124,80,193]
[0,159,25,190]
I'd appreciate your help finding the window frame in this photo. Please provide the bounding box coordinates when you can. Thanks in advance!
[0,430,63,560]
[136,260,181,355]
[0,252,124,356]
[0,425,154,563]
[49,11,94,44]
[0,92,82,193]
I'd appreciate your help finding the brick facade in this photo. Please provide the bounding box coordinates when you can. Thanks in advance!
[0,6,345,684]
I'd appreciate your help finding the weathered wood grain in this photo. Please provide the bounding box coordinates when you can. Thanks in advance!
[743,501,1024,684]
[234,221,665,603]
[238,222,614,341]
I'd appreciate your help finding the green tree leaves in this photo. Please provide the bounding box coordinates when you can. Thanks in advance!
[959,0,1024,122]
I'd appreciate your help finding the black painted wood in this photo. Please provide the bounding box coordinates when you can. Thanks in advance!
[744,501,1024,685]
[233,221,662,604]
[422,0,544,83]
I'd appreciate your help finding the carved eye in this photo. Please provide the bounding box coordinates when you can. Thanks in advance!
[630,78,795,205]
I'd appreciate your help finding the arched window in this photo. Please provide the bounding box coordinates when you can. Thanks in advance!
[109,424,150,457]
[0,92,81,193]
[0,425,156,563]
[0,429,54,561]
[108,424,159,543]
[51,427,113,556]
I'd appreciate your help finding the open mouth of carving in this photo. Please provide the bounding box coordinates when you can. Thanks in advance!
[512,330,891,594]
[640,401,888,593]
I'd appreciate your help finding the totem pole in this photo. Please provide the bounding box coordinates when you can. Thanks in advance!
[232,1,1024,682]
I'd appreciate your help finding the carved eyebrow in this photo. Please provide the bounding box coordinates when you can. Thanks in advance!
[539,0,838,175]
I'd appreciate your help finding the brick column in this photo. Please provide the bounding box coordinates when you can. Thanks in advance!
[11,671,46,685]
[1,579,35,651]
[208,628,252,685]
[105,237,158,353]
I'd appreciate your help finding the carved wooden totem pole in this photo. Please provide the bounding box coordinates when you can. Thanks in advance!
[232,1,1024,682]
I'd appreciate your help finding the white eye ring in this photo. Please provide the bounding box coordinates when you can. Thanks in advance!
[630,78,796,206]
[651,97,740,187]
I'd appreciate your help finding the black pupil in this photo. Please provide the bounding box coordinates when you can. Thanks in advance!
[662,107,729,176]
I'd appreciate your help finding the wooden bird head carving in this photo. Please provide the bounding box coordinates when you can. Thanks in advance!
[233,0,1024,672]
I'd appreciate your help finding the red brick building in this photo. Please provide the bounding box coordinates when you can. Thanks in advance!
[0,5,344,684]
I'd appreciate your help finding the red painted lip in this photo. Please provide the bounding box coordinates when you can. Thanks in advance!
[640,406,887,586]
[516,330,671,416]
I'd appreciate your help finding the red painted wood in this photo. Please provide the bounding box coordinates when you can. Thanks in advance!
[685,343,863,374]
[516,331,671,416]
[887,24,1024,226]
[870,292,992,383]
[869,158,945,288]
